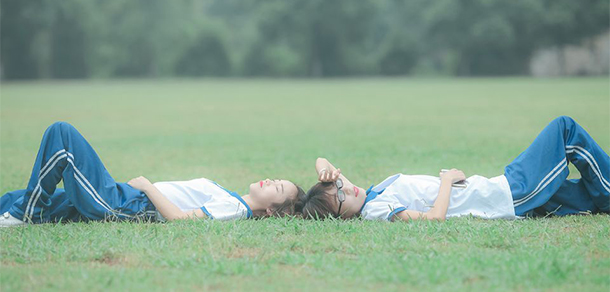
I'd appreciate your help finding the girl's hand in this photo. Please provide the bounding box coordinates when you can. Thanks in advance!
[319,168,341,183]
[128,176,153,192]
[439,168,466,183]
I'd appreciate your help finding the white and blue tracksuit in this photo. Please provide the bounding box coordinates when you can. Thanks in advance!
[359,116,608,221]
[505,116,609,216]
[0,122,156,223]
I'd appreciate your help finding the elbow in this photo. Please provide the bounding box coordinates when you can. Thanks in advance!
[165,216,180,221]
[427,212,446,221]
[164,212,188,221]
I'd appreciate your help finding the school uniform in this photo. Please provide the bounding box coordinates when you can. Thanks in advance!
[361,116,609,221]
[152,178,251,221]
[361,174,515,221]
[0,122,251,224]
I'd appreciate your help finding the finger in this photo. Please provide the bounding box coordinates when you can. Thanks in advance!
[320,170,327,181]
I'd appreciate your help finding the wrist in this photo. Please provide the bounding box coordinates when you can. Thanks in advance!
[142,184,156,193]
[441,177,454,184]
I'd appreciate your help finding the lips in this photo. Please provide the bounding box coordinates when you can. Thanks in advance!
[354,186,359,197]
[260,181,263,188]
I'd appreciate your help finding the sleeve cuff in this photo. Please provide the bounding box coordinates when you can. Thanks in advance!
[387,207,407,221]
[200,206,213,219]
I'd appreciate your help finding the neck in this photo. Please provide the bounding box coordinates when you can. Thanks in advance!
[241,194,268,217]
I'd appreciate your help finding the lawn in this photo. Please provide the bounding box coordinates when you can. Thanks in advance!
[1,77,609,292]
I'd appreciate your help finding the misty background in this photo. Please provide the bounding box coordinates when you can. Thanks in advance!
[1,0,609,80]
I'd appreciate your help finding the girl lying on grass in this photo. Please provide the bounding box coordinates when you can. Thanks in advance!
[298,116,609,221]
[0,122,305,227]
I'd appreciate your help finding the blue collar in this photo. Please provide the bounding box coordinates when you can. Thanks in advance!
[359,184,382,213]
[210,180,253,219]
[358,175,400,214]
[228,191,253,219]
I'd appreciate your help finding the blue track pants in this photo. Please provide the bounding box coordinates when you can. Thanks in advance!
[505,116,609,216]
[0,122,155,223]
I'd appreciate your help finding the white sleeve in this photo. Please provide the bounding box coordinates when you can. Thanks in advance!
[201,198,248,221]
[360,193,407,221]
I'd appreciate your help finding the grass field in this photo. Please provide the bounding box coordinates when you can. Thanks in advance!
[1,77,609,292]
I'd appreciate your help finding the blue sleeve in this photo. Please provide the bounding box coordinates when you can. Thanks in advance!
[387,207,407,221]
[200,206,213,219]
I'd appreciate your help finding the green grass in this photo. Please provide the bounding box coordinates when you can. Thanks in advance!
[1,77,609,292]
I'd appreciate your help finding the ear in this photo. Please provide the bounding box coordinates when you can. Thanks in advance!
[265,208,274,217]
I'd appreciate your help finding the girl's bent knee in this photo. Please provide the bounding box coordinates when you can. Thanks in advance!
[49,121,76,133]
[550,116,576,130]
[555,115,575,125]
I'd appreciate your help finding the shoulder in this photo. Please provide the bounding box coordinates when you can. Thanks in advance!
[361,194,406,221]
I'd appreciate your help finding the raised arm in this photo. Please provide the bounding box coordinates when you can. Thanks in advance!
[127,176,206,221]
[315,157,355,186]
[393,169,465,222]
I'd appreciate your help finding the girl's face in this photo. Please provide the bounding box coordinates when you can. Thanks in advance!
[249,179,298,208]
[326,180,367,219]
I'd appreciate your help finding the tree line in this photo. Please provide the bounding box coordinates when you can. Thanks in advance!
[1,0,608,79]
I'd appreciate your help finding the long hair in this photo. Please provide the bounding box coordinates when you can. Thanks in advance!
[296,182,337,219]
[262,184,307,218]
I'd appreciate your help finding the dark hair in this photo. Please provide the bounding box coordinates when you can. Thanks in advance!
[267,183,307,217]
[295,182,337,220]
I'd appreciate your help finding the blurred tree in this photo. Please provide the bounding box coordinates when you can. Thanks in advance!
[1,0,608,79]
[379,34,419,75]
[424,0,609,75]
[1,0,46,79]
[50,3,87,78]
[248,0,379,76]
[175,25,231,76]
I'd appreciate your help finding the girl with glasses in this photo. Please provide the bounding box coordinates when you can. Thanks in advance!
[297,116,609,221]
[0,122,305,227]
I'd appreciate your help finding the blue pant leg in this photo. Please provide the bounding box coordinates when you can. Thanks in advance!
[535,179,599,216]
[1,190,25,214]
[564,129,610,212]
[8,122,151,222]
[506,116,610,216]
[2,189,83,222]
[115,183,158,219]
[46,188,87,222]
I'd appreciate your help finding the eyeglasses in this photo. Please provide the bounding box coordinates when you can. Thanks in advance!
[335,178,345,217]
